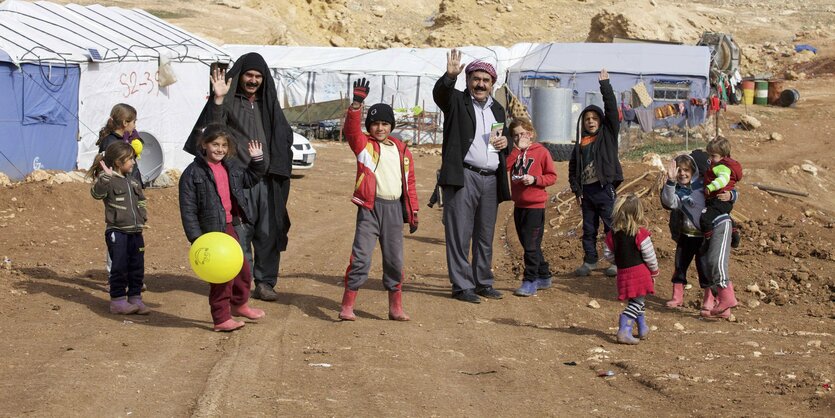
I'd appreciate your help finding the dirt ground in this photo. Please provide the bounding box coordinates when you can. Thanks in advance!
[1,0,834,416]
[1,70,834,415]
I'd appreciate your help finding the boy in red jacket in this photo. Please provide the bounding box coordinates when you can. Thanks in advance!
[339,78,419,321]
[507,118,557,296]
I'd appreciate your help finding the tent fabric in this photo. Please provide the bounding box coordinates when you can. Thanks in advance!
[224,44,537,113]
[0,0,228,65]
[0,0,232,177]
[0,62,79,179]
[507,43,710,77]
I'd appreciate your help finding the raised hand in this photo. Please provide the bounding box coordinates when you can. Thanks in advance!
[211,66,232,104]
[446,49,464,78]
[248,140,263,158]
[599,68,609,81]
[352,77,370,104]
[99,160,113,177]
[666,160,677,181]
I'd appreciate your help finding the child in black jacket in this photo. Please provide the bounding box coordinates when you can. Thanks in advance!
[568,69,624,277]
[179,124,266,332]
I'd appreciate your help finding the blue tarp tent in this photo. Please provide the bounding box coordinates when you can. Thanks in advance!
[0,58,79,179]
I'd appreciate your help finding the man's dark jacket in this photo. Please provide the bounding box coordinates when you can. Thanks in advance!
[432,75,511,202]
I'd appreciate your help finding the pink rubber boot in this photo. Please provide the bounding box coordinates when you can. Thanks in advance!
[213,319,245,332]
[338,289,358,321]
[127,295,151,315]
[700,288,715,312]
[710,282,738,316]
[665,283,685,308]
[231,303,265,320]
[388,290,410,321]
[110,297,139,315]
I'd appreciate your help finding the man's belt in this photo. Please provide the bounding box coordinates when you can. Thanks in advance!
[463,162,496,176]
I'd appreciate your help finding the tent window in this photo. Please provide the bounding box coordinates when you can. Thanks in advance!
[653,82,690,101]
[521,76,560,98]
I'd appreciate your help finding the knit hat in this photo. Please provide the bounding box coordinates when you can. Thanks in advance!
[465,60,497,82]
[365,103,396,132]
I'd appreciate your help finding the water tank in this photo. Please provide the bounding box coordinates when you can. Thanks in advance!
[530,87,573,144]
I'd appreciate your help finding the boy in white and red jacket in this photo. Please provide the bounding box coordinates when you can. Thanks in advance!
[339,77,419,322]
[506,118,557,297]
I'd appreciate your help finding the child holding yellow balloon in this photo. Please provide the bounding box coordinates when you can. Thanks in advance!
[178,124,267,332]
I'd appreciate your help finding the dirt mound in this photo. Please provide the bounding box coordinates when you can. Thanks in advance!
[585,0,716,43]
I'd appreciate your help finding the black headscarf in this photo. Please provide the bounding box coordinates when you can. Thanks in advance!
[185,53,294,178]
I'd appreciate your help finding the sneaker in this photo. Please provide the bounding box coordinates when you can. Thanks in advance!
[604,265,617,277]
[251,283,278,301]
[535,277,552,290]
[574,262,596,277]
[452,289,481,304]
[475,286,503,299]
[513,281,537,297]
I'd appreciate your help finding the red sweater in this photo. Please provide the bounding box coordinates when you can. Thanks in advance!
[506,143,557,208]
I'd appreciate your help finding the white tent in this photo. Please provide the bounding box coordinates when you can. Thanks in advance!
[0,0,230,176]
[225,44,541,113]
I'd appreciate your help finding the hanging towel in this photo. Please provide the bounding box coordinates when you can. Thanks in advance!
[634,107,654,132]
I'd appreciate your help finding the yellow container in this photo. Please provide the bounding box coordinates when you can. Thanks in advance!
[742,89,754,105]
[741,80,755,105]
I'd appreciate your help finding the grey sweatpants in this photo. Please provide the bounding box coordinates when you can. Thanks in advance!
[442,169,498,292]
[706,217,733,289]
[344,198,405,291]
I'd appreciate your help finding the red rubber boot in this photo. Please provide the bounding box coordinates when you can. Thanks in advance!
[338,289,358,321]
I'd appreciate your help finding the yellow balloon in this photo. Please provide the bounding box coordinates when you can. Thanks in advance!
[130,138,143,160]
[188,232,243,284]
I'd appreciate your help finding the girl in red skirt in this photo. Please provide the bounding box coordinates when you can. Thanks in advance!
[602,194,659,345]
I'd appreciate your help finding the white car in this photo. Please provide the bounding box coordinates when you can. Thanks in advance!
[291,132,316,170]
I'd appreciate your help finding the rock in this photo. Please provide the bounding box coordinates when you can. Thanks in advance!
[807,340,822,348]
[371,6,386,18]
[753,351,762,357]
[0,172,11,187]
[748,299,761,308]
[151,172,175,188]
[329,35,346,47]
[741,341,760,347]
[740,114,761,130]
[770,132,783,141]
[800,163,818,176]
[641,153,664,171]
[769,280,779,290]
[505,4,513,12]
[25,170,50,183]
[674,322,685,331]
[587,299,600,309]
[50,172,74,184]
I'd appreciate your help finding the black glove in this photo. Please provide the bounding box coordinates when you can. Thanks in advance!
[352,77,370,104]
